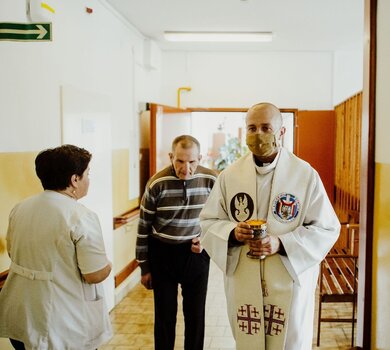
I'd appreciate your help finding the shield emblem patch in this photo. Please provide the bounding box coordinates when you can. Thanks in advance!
[272,193,300,223]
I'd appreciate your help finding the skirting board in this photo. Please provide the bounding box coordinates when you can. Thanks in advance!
[114,267,141,306]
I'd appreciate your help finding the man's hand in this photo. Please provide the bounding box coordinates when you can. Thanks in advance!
[248,235,281,257]
[234,222,255,242]
[191,237,203,253]
[141,272,153,290]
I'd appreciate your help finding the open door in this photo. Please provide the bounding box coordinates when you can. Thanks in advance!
[141,104,297,185]
[294,110,336,203]
[139,103,191,197]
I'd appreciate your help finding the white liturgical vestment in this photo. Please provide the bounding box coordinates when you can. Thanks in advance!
[200,148,340,350]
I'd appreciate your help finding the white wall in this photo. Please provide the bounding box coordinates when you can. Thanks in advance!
[0,0,162,152]
[333,49,364,106]
[161,50,363,110]
[0,0,163,313]
[0,0,363,151]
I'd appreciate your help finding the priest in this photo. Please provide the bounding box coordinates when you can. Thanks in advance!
[200,102,340,349]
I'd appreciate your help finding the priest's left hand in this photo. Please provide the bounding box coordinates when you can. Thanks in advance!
[249,235,281,257]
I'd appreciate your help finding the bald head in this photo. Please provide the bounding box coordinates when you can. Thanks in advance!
[246,102,283,132]
[245,102,285,161]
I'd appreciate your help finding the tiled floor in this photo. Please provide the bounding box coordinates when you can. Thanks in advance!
[101,261,355,350]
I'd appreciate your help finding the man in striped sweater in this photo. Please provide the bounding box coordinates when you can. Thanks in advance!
[136,135,217,350]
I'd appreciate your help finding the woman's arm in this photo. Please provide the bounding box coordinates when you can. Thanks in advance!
[82,261,112,284]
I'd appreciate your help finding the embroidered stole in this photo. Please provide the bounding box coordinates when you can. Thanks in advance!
[234,249,293,349]
[224,149,312,349]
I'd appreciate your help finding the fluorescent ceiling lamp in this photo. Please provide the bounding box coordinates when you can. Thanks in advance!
[164,31,273,42]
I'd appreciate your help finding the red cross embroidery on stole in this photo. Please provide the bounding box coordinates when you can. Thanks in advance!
[264,304,286,336]
[237,304,261,335]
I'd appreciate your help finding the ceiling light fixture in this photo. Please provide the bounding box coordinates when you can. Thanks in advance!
[164,31,273,43]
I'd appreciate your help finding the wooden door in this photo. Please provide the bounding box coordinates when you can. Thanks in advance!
[139,103,191,197]
[295,110,336,203]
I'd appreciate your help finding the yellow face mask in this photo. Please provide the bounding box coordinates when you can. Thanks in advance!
[246,133,278,157]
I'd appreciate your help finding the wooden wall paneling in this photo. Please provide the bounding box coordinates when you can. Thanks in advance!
[334,92,362,221]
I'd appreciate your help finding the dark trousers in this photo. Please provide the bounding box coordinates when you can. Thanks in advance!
[149,237,210,350]
[10,339,25,350]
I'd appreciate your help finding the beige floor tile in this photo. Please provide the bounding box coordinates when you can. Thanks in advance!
[99,345,116,350]
[105,261,355,350]
[205,315,219,326]
[205,326,228,337]
[209,336,236,348]
[130,334,154,347]
[203,336,212,348]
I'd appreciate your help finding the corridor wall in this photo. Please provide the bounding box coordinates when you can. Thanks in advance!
[161,50,363,110]
[0,0,162,273]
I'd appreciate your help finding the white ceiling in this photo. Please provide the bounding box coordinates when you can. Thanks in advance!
[106,0,364,52]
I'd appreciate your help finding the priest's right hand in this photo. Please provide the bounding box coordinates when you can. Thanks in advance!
[141,272,153,290]
[234,222,254,242]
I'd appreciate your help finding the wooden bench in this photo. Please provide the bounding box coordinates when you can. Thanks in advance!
[316,224,359,347]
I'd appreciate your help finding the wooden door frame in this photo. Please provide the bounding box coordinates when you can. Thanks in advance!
[148,103,188,176]
[357,0,376,348]
[148,104,298,176]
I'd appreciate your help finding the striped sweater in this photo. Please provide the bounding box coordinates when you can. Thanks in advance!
[136,164,217,274]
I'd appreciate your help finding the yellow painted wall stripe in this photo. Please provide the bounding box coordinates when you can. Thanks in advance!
[372,162,390,348]
[41,2,55,14]
[0,152,41,272]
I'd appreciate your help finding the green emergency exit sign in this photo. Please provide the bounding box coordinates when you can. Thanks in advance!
[0,22,52,41]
